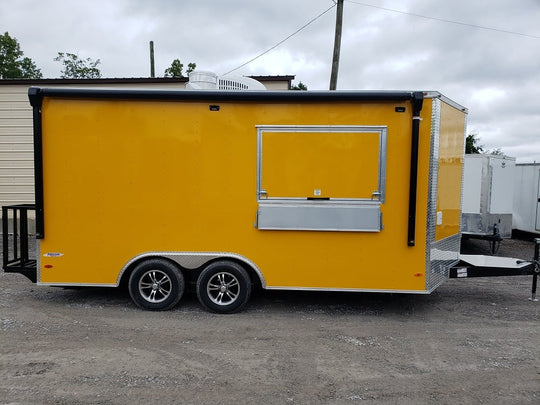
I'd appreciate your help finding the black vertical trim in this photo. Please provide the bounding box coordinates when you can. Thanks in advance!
[407,92,424,246]
[29,88,45,239]
[2,206,8,267]
[532,238,540,298]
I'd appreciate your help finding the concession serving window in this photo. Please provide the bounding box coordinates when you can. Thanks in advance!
[256,125,387,232]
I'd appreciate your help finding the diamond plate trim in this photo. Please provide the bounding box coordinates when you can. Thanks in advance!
[428,234,460,291]
[425,98,441,290]
[425,98,462,291]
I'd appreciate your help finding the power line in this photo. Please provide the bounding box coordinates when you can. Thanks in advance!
[222,3,337,76]
[346,0,540,39]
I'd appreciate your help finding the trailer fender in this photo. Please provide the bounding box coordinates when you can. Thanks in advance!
[118,252,266,288]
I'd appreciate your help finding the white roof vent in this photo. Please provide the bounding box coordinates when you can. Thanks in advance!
[187,71,266,90]
[186,71,218,89]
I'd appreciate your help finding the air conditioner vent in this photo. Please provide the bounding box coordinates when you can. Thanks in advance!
[187,71,266,90]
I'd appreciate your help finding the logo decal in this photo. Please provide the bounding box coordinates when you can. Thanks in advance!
[43,252,64,257]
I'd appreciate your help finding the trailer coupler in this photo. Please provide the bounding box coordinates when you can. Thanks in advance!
[450,238,540,301]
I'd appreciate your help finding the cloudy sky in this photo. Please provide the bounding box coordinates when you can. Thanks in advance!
[2,0,539,162]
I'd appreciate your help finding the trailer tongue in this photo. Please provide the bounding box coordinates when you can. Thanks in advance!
[450,239,540,301]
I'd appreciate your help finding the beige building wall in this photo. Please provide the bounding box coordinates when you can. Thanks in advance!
[0,84,34,204]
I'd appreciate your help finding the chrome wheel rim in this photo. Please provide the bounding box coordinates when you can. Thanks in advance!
[207,272,240,306]
[138,270,172,303]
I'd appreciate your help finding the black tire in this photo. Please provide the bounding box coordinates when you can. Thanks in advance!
[128,258,185,311]
[196,261,251,314]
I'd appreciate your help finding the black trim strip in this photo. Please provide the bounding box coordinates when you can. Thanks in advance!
[29,87,417,103]
[407,92,424,247]
[29,89,44,238]
[28,87,43,108]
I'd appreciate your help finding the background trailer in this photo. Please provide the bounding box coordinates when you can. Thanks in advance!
[4,88,468,312]
[461,154,516,253]
[513,163,540,235]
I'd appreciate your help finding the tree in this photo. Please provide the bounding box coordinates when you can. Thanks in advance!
[488,148,505,156]
[0,32,42,79]
[54,52,101,79]
[291,81,308,90]
[19,57,42,79]
[164,59,196,78]
[465,132,505,156]
[186,62,196,75]
[465,132,483,154]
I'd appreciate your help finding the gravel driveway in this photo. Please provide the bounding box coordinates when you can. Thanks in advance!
[1,236,539,404]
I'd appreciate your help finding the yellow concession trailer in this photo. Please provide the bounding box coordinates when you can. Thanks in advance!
[3,88,468,313]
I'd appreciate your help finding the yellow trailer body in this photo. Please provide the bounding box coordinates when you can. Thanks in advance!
[22,88,466,312]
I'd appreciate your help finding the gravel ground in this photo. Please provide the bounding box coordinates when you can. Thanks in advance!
[1,236,539,404]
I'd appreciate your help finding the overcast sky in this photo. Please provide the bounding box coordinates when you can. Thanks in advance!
[2,0,539,162]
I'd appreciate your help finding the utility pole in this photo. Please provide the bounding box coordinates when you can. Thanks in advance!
[329,0,344,90]
[149,41,155,78]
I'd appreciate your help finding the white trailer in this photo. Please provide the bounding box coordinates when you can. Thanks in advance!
[513,163,540,235]
[461,154,516,252]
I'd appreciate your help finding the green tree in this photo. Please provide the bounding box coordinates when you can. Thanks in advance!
[54,52,101,79]
[164,59,196,78]
[0,32,42,79]
[186,62,196,75]
[486,147,505,156]
[465,132,483,154]
[291,81,308,90]
[465,133,505,156]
